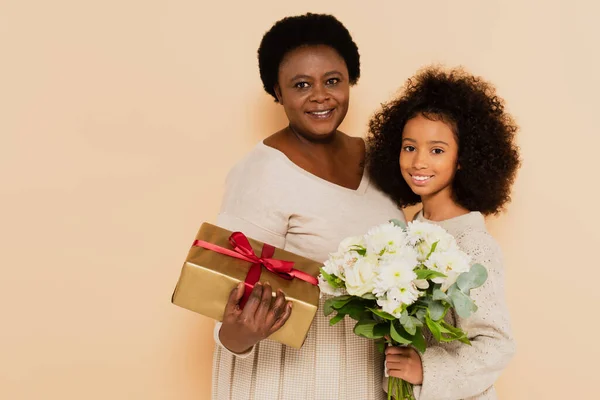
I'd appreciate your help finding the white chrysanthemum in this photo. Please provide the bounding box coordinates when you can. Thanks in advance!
[344,253,378,296]
[364,222,407,256]
[406,220,458,261]
[373,250,419,297]
[425,249,472,291]
[377,295,402,317]
[377,284,420,317]
[317,275,346,296]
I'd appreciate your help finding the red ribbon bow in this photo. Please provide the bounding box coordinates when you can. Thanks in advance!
[192,231,317,308]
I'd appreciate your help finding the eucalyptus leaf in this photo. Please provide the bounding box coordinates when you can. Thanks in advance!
[449,289,478,318]
[323,298,335,316]
[415,308,427,323]
[433,288,449,302]
[429,300,446,321]
[457,263,488,293]
[390,218,407,229]
[330,295,353,309]
[400,313,416,335]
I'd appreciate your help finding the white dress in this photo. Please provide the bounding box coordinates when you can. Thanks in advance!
[211,141,405,400]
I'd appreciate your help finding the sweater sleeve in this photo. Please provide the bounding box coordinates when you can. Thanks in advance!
[212,154,290,356]
[416,231,516,400]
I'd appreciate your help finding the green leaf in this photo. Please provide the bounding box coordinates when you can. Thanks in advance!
[329,313,346,326]
[353,320,386,339]
[433,288,449,302]
[415,308,427,323]
[411,328,427,353]
[426,240,439,260]
[390,321,412,345]
[319,268,345,289]
[457,263,488,293]
[350,245,367,256]
[338,299,369,321]
[367,307,396,321]
[361,293,376,300]
[438,320,471,345]
[425,314,442,342]
[374,322,391,338]
[390,218,406,229]
[429,300,446,321]
[415,269,447,281]
[400,311,416,335]
[375,339,386,354]
[448,289,478,318]
[323,298,335,316]
[329,295,352,309]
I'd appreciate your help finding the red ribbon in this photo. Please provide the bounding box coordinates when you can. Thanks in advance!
[192,231,318,308]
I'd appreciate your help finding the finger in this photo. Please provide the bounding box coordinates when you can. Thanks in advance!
[240,283,263,320]
[254,282,274,322]
[387,369,406,380]
[385,354,410,363]
[269,301,292,334]
[225,282,244,314]
[265,289,286,327]
[386,361,409,371]
[385,346,411,355]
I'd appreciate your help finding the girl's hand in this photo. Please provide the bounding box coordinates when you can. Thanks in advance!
[385,346,424,385]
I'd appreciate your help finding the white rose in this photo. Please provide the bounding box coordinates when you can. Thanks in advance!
[338,235,366,253]
[344,253,378,296]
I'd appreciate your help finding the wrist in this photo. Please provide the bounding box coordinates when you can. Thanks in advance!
[218,327,253,354]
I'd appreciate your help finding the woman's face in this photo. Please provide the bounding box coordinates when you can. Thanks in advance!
[275,45,350,140]
[399,114,459,200]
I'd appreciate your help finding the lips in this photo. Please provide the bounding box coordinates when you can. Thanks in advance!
[410,174,433,185]
[306,109,334,119]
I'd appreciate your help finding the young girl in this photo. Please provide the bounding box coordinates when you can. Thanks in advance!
[367,67,520,399]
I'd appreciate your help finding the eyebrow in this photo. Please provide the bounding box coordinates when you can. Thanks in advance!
[402,138,450,146]
[289,70,343,82]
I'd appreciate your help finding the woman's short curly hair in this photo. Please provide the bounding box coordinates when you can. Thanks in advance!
[367,66,521,215]
[257,13,360,101]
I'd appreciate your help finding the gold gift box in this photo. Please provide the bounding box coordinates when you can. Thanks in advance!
[171,222,321,349]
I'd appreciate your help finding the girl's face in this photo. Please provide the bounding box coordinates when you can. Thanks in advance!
[399,114,459,200]
[275,45,350,140]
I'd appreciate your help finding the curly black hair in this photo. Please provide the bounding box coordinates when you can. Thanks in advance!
[367,66,521,215]
[257,13,360,101]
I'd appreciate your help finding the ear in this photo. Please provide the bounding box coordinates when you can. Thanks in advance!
[274,84,283,104]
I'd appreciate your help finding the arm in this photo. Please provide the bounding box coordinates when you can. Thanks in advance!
[416,233,516,400]
[212,158,291,356]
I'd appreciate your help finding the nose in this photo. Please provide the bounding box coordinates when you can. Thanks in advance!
[310,83,330,103]
[412,150,428,169]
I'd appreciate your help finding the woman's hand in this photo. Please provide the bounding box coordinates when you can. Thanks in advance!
[219,282,292,354]
[385,346,424,385]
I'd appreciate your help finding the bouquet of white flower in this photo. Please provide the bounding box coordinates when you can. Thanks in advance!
[318,219,488,400]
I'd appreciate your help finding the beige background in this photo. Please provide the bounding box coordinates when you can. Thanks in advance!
[1,0,599,399]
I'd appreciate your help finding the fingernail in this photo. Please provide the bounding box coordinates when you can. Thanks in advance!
[288,302,293,309]
[264,281,270,286]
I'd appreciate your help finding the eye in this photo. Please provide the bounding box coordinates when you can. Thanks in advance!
[432,148,445,155]
[326,77,340,85]
[294,82,310,89]
[403,145,416,152]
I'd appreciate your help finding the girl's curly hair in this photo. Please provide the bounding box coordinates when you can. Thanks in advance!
[367,66,521,215]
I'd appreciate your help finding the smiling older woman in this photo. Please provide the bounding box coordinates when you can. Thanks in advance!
[209,13,405,400]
